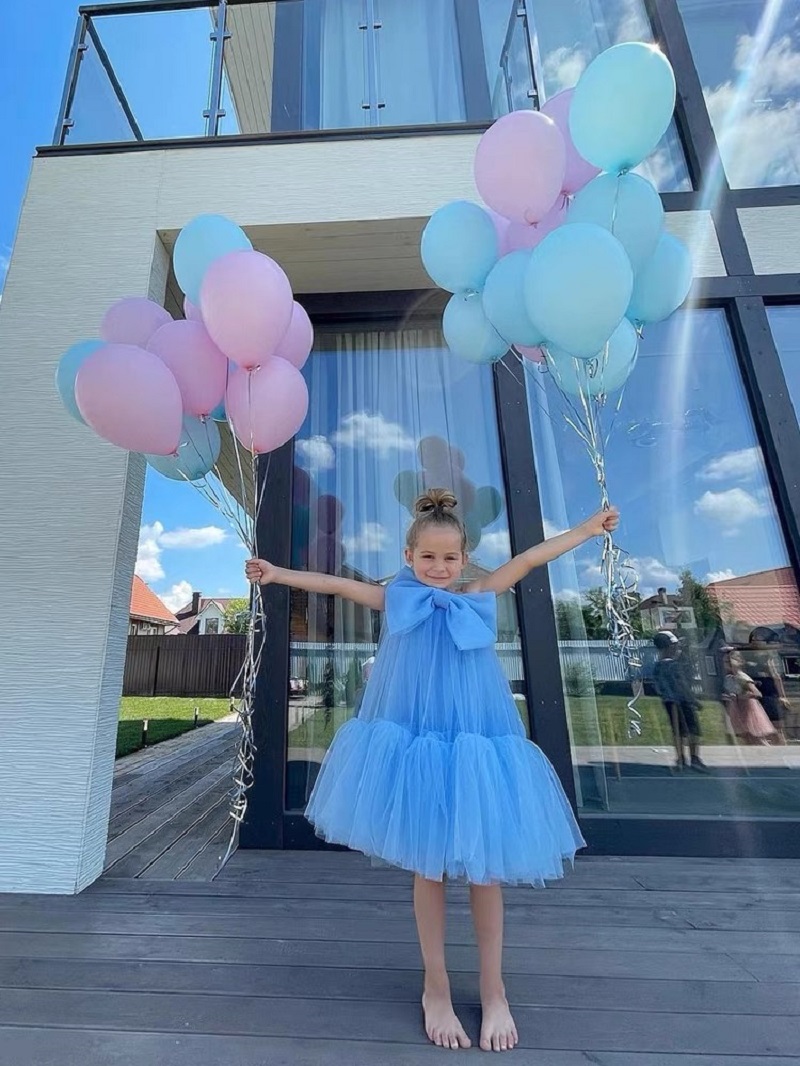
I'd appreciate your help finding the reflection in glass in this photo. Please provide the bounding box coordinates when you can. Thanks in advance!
[286,326,527,810]
[768,305,800,424]
[679,0,800,188]
[527,309,800,817]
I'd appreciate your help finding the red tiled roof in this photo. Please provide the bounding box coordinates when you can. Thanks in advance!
[130,576,178,626]
[707,567,800,627]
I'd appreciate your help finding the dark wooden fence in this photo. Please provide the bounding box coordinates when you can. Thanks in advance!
[123,635,246,697]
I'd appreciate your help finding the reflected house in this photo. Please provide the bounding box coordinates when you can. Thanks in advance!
[706,568,800,632]
[639,587,697,633]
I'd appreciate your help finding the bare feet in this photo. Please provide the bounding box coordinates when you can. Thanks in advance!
[480,990,518,1052]
[422,984,472,1050]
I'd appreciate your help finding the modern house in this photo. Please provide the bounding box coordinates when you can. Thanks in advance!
[129,574,178,635]
[2,0,800,894]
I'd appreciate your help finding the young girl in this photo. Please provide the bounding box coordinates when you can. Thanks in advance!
[722,651,777,745]
[246,489,619,1052]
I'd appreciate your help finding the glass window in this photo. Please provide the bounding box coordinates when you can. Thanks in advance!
[286,324,526,810]
[679,0,800,188]
[768,305,800,424]
[527,308,800,818]
[204,618,220,635]
[478,0,691,191]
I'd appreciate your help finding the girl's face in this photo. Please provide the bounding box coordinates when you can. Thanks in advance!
[405,527,466,588]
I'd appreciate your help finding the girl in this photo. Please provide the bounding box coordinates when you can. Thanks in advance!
[246,489,619,1052]
[722,651,777,745]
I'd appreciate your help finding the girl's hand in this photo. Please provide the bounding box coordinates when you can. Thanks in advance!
[245,558,275,585]
[581,506,620,538]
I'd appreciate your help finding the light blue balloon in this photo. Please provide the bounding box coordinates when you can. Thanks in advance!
[482,251,545,347]
[146,416,221,482]
[568,173,664,271]
[547,318,638,397]
[55,340,104,425]
[525,223,633,359]
[210,400,227,421]
[443,293,509,364]
[173,214,252,305]
[421,200,499,294]
[628,233,693,325]
[569,43,677,173]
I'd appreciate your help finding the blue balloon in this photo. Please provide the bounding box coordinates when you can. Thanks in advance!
[482,251,545,347]
[547,319,638,397]
[628,233,692,325]
[443,293,509,364]
[525,223,633,359]
[55,340,104,425]
[173,214,252,304]
[568,173,664,271]
[209,400,227,421]
[569,43,676,173]
[421,201,499,294]
[146,416,221,481]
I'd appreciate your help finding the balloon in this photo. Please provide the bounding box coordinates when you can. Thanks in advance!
[184,297,203,323]
[474,110,566,224]
[502,198,568,254]
[274,301,314,369]
[293,464,311,508]
[75,344,182,455]
[487,208,510,250]
[473,485,504,527]
[226,358,308,454]
[316,494,344,535]
[568,172,664,270]
[209,399,227,421]
[627,233,693,325]
[55,340,104,425]
[421,201,499,293]
[465,511,482,551]
[147,320,228,417]
[100,298,172,348]
[525,223,633,359]
[541,89,601,195]
[517,344,546,364]
[443,293,509,364]
[201,250,294,370]
[146,415,221,481]
[394,469,424,513]
[173,214,252,304]
[547,318,639,397]
[569,43,677,173]
[482,251,544,346]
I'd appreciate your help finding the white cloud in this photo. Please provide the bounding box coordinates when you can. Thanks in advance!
[296,435,335,472]
[630,557,680,590]
[332,412,415,457]
[706,569,737,584]
[159,526,227,549]
[135,522,227,584]
[161,580,194,614]
[543,518,567,540]
[698,447,763,483]
[477,529,512,566]
[542,46,588,94]
[613,0,651,45]
[343,522,390,555]
[694,488,770,529]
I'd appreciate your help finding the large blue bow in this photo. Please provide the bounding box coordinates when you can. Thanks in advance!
[386,568,497,650]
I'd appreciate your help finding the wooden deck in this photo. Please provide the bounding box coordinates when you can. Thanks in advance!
[1,726,800,1063]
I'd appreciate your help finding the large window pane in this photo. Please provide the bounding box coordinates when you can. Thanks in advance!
[527,309,800,818]
[768,306,800,424]
[286,326,527,811]
[679,0,800,188]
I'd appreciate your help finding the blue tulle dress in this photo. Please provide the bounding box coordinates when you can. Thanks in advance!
[305,567,585,886]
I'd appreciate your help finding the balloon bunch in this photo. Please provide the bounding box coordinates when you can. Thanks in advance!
[55,213,314,855]
[422,43,694,734]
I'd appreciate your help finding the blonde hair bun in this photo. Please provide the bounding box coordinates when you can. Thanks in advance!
[414,489,458,516]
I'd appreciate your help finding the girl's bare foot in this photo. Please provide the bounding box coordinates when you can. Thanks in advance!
[422,984,472,1050]
[480,990,518,1052]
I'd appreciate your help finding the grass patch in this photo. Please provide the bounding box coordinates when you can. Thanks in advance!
[117,696,232,758]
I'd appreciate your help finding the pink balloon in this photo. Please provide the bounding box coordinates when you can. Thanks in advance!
[503,198,568,254]
[226,358,309,454]
[200,250,293,370]
[542,89,601,195]
[100,298,172,348]
[75,344,182,455]
[474,111,566,225]
[487,208,511,248]
[147,320,228,417]
[517,345,546,364]
[183,296,203,323]
[273,301,314,369]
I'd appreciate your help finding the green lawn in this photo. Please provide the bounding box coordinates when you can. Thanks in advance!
[288,695,733,752]
[117,696,232,758]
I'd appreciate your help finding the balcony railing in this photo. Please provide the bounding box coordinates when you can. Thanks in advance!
[54,0,540,146]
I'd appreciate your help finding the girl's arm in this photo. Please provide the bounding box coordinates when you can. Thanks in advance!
[246,558,385,611]
[467,507,619,596]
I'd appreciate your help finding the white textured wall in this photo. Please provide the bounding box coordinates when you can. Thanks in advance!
[738,206,800,275]
[0,134,738,893]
